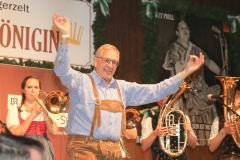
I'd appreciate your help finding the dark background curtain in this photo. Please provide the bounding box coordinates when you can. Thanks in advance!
[105,0,240,159]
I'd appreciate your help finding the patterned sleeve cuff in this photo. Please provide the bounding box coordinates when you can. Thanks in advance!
[176,73,184,84]
[54,44,70,74]
[58,44,69,57]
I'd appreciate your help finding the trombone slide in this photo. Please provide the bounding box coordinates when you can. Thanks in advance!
[35,98,54,125]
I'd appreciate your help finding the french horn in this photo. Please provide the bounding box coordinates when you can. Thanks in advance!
[216,76,240,148]
[158,81,191,157]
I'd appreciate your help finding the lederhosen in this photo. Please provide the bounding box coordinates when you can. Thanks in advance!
[218,115,240,160]
[151,112,187,160]
[67,76,126,160]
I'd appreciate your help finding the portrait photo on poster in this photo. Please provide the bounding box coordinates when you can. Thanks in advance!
[155,9,231,146]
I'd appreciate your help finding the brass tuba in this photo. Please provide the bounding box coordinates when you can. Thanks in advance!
[158,81,191,157]
[216,76,240,148]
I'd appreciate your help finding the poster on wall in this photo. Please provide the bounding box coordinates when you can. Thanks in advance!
[0,1,95,159]
[156,10,230,146]
[0,0,94,68]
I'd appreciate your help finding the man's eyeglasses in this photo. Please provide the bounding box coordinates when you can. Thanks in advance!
[95,56,119,67]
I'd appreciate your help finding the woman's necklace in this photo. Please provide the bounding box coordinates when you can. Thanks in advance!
[24,103,34,111]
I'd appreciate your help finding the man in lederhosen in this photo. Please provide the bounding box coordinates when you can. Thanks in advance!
[52,13,204,160]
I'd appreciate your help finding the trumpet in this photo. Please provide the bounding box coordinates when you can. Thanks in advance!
[32,90,69,125]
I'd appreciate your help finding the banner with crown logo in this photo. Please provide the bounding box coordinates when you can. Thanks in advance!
[0,0,95,68]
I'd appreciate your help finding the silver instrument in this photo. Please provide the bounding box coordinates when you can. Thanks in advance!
[158,82,191,157]
[120,136,131,158]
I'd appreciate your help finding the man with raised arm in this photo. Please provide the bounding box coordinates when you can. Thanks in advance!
[52,13,204,160]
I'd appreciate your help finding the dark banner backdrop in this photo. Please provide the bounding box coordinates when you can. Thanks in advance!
[156,10,228,146]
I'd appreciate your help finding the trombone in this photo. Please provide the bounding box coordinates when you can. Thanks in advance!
[32,90,69,125]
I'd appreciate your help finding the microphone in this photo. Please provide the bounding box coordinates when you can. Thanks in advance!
[207,94,224,101]
[211,26,221,34]
[191,88,202,94]
[220,63,227,76]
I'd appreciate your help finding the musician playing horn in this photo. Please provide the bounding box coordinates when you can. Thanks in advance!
[140,97,197,160]
[6,76,58,160]
[209,89,240,160]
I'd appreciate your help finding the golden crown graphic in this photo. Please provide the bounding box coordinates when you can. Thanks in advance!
[70,22,84,45]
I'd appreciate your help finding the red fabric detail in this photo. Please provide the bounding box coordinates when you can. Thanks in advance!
[18,113,46,136]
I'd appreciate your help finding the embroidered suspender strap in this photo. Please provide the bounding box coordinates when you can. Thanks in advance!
[114,81,123,108]
[88,76,101,138]
[88,75,126,137]
[115,81,126,129]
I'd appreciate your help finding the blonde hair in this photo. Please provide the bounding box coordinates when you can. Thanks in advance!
[95,44,120,58]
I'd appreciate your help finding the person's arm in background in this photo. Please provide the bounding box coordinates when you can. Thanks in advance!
[184,116,197,149]
[141,120,168,152]
[175,62,184,74]
[209,120,236,152]
[204,57,221,75]
[122,128,137,139]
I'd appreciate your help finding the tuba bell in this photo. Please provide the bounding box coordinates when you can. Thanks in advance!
[216,76,240,148]
[158,81,191,157]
